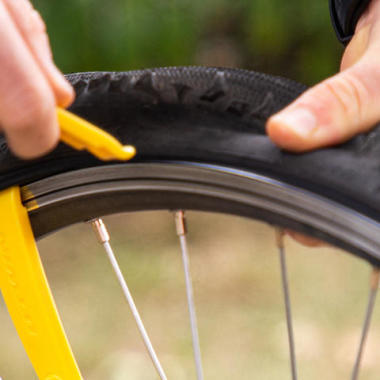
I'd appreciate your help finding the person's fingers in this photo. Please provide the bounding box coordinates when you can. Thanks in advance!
[266,0,380,152]
[3,0,74,108]
[266,61,380,151]
[0,1,59,158]
[284,230,326,247]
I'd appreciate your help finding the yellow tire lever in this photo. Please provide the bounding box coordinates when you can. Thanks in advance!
[0,108,136,379]
[57,107,136,161]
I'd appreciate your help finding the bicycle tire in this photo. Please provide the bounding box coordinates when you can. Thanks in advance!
[1,66,380,264]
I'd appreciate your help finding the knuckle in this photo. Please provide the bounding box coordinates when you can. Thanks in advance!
[351,62,380,100]
[341,73,367,120]
[318,72,368,121]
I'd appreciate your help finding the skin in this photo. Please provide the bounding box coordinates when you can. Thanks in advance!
[267,0,379,152]
[0,0,74,159]
[267,0,380,246]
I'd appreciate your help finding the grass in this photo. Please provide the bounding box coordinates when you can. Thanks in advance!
[0,211,379,379]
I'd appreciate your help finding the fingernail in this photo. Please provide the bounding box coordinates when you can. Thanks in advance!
[272,108,317,138]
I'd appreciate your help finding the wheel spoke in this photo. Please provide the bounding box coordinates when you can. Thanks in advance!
[276,229,298,380]
[174,211,204,380]
[90,218,168,380]
[351,267,380,380]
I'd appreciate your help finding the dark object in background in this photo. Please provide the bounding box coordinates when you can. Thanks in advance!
[330,0,371,44]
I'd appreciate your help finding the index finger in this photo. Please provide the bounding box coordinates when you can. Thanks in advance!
[3,0,74,108]
[0,1,59,158]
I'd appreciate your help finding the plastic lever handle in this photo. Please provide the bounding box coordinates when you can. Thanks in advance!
[0,187,83,380]
[57,107,136,161]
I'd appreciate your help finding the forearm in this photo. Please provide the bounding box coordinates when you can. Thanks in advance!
[330,0,372,43]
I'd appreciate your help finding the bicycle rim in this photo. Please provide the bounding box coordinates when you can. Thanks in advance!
[22,161,380,264]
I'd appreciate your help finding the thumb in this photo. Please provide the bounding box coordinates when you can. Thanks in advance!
[266,61,380,152]
[266,0,380,152]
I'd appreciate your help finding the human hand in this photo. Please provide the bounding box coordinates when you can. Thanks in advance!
[0,0,74,159]
[266,0,380,245]
[267,0,380,151]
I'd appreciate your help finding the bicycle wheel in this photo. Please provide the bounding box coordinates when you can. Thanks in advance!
[1,66,380,379]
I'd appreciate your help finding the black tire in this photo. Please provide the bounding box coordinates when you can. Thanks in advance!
[1,66,380,263]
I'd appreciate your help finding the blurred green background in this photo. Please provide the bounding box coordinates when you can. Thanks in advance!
[34,0,343,85]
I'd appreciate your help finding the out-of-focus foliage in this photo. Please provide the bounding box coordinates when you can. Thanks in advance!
[34,0,343,85]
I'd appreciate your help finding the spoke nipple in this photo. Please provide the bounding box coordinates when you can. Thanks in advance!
[370,267,380,290]
[90,218,110,244]
[174,210,187,236]
[275,227,285,249]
